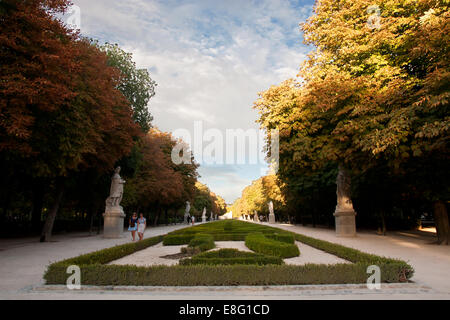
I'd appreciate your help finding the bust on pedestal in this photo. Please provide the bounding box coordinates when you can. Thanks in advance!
[268,201,276,224]
[103,167,126,238]
[333,165,357,237]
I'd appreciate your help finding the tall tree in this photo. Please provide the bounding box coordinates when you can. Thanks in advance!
[0,0,139,241]
[254,0,449,241]
[100,43,157,133]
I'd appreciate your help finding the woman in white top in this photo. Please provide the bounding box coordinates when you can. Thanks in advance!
[137,213,146,241]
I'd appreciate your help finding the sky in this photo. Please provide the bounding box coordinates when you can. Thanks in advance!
[68,0,315,204]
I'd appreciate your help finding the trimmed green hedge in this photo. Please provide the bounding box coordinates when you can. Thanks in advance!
[224,221,233,232]
[179,248,283,266]
[44,263,410,286]
[265,233,295,244]
[45,235,163,267]
[188,234,215,252]
[245,232,300,258]
[163,234,195,245]
[43,221,414,286]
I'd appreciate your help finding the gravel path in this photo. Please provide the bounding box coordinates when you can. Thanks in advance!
[284,242,350,265]
[1,221,449,299]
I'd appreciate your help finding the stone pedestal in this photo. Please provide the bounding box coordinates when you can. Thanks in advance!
[103,206,125,238]
[333,209,356,237]
[268,213,275,224]
[184,213,189,224]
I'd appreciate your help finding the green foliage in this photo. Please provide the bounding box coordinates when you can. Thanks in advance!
[46,235,163,267]
[44,263,411,286]
[163,234,195,245]
[99,43,156,133]
[179,248,283,266]
[43,221,414,286]
[265,233,295,244]
[223,220,233,232]
[245,232,300,258]
[188,234,215,252]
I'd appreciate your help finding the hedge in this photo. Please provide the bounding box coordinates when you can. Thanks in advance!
[45,263,410,286]
[164,232,253,244]
[179,248,283,266]
[163,234,195,245]
[245,232,300,258]
[43,221,414,286]
[188,234,215,252]
[45,235,163,266]
[265,233,295,244]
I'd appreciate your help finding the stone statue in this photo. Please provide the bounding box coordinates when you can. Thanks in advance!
[106,166,125,207]
[202,207,207,223]
[333,165,357,237]
[268,201,275,224]
[268,201,274,215]
[184,201,191,224]
[103,167,126,238]
[254,211,259,222]
[335,166,353,211]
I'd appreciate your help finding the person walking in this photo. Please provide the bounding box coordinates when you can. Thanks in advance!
[128,212,138,241]
[137,213,146,241]
[191,215,195,225]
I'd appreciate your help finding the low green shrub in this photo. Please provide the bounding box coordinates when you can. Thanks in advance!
[290,232,413,271]
[179,248,283,266]
[223,221,233,232]
[44,263,410,286]
[43,221,414,286]
[163,234,195,245]
[45,235,163,267]
[245,232,300,258]
[180,246,201,255]
[188,234,215,252]
[265,233,295,244]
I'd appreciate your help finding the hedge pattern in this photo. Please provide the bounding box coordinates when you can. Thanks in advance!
[265,233,295,244]
[188,234,215,252]
[179,248,283,266]
[43,221,414,286]
[45,263,409,286]
[245,232,300,258]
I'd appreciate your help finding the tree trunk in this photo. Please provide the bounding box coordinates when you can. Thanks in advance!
[40,179,64,242]
[154,206,161,226]
[97,209,101,235]
[31,180,45,233]
[381,212,386,235]
[434,200,449,245]
[164,207,168,225]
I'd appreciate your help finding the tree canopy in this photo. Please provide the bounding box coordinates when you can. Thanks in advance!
[251,0,449,242]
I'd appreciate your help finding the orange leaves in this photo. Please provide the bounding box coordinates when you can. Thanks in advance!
[0,0,140,177]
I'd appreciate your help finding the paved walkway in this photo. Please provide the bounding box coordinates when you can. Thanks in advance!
[0,224,188,299]
[0,222,449,299]
[269,223,450,298]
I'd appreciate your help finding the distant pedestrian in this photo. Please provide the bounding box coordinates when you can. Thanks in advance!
[128,212,138,241]
[137,213,146,241]
[191,216,195,225]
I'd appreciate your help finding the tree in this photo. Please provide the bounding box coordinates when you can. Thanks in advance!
[100,43,157,133]
[0,1,139,241]
[254,0,449,241]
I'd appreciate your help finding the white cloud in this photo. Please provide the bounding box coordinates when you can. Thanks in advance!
[72,0,313,202]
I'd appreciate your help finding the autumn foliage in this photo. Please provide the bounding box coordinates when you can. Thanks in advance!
[0,0,223,239]
[253,0,449,241]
